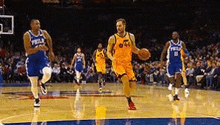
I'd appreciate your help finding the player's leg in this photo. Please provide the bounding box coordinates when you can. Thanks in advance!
[39,57,52,95]
[75,70,81,85]
[97,72,103,90]
[126,63,137,93]
[182,64,189,98]
[26,58,40,107]
[96,65,103,89]
[29,77,40,107]
[112,62,136,110]
[173,63,183,101]
[40,67,52,95]
[167,62,175,91]
[102,64,106,86]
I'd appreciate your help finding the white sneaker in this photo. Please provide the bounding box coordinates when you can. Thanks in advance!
[168,84,173,91]
[167,94,173,101]
[185,88,189,98]
[34,98,40,107]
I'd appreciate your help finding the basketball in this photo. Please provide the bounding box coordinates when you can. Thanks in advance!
[138,48,151,60]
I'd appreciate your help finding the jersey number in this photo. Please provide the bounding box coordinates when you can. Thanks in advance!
[174,52,178,56]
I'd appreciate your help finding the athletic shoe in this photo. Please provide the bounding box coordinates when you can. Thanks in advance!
[41,83,47,95]
[173,95,180,101]
[168,83,173,91]
[128,101,136,110]
[185,88,189,98]
[34,98,40,107]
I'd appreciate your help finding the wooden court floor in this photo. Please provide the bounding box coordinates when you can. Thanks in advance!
[0,83,220,124]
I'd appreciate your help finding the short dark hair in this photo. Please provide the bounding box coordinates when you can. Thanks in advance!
[116,18,126,25]
[30,19,39,24]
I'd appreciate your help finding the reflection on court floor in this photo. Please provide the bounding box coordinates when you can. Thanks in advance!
[1,83,220,125]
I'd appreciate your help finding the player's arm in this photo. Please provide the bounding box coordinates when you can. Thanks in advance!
[70,55,76,69]
[23,32,48,55]
[92,50,97,64]
[181,42,189,58]
[160,41,170,64]
[43,30,55,60]
[107,35,115,61]
[129,33,140,54]
[82,54,86,68]
[103,49,108,59]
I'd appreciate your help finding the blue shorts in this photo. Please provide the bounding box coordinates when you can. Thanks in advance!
[167,61,182,77]
[75,63,83,72]
[26,55,50,77]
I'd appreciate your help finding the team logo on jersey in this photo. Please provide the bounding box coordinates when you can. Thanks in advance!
[123,39,130,47]
[119,43,123,48]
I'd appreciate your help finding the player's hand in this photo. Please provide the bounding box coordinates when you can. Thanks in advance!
[49,51,55,61]
[37,45,48,51]
[83,65,86,69]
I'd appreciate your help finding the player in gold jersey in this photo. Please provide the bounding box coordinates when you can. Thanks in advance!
[107,18,142,110]
[93,43,107,91]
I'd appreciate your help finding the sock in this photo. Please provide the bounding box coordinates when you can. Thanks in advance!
[127,97,132,104]
[175,88,179,95]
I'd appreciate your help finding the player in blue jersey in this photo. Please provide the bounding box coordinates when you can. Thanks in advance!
[160,31,189,101]
[23,19,55,107]
[70,48,85,85]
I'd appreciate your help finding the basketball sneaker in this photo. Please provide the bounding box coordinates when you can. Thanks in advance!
[168,83,173,91]
[128,101,136,110]
[34,98,40,107]
[185,88,189,98]
[40,83,47,95]
[173,95,180,101]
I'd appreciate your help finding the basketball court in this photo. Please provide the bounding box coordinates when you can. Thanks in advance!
[1,83,220,125]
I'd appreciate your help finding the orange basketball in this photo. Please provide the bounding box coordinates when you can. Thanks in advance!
[138,48,151,60]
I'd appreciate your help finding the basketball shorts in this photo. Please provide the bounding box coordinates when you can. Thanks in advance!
[26,55,50,77]
[112,61,136,81]
[96,62,106,74]
[167,61,182,77]
[75,63,83,72]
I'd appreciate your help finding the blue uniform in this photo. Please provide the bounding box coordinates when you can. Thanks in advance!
[167,40,183,77]
[25,29,50,77]
[74,53,84,72]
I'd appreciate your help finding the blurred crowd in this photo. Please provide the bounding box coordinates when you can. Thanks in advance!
[0,0,220,90]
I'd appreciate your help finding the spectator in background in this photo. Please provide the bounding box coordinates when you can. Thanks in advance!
[67,65,75,82]
[60,63,68,82]
[51,63,61,83]
[213,61,220,90]
[186,62,196,87]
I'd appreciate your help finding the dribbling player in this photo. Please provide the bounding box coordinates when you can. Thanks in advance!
[70,48,85,85]
[107,18,141,110]
[160,31,189,101]
[24,19,55,107]
[93,43,107,91]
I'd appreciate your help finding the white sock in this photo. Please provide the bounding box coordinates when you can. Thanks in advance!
[175,88,179,95]
[76,71,81,83]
